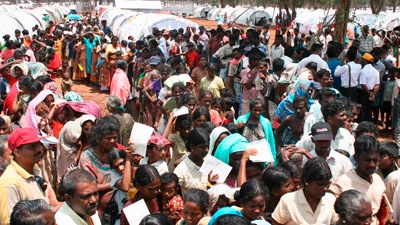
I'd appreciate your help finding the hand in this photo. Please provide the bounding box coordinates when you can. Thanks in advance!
[242,148,258,162]
[236,122,245,129]
[369,94,375,101]
[208,170,219,185]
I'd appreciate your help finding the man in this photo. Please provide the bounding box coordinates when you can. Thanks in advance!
[330,135,385,225]
[358,25,374,54]
[301,122,353,179]
[281,46,294,68]
[217,34,239,81]
[297,99,355,155]
[0,128,48,224]
[247,29,269,60]
[334,48,362,100]
[314,69,331,88]
[198,26,209,46]
[270,35,285,67]
[208,27,224,62]
[371,28,381,47]
[303,88,335,134]
[14,29,22,44]
[110,60,131,106]
[100,20,112,36]
[10,199,55,225]
[55,168,101,225]
[297,44,330,71]
[358,53,380,122]
[318,28,332,56]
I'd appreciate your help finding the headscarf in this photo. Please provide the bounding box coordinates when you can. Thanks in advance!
[276,80,314,122]
[44,81,63,98]
[209,127,230,156]
[10,63,29,78]
[64,91,83,102]
[148,135,171,149]
[214,133,248,165]
[24,90,55,135]
[207,207,243,225]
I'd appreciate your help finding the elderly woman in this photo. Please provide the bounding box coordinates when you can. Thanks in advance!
[78,115,120,216]
[106,96,134,147]
[334,190,373,225]
[110,59,131,106]
[56,114,96,184]
[236,98,276,164]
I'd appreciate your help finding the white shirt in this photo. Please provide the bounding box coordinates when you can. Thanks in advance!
[334,61,362,88]
[297,127,355,156]
[392,181,400,223]
[55,202,102,225]
[392,79,400,106]
[139,157,169,175]
[280,55,293,68]
[302,148,354,179]
[359,64,380,90]
[270,44,284,65]
[303,102,324,136]
[297,54,330,72]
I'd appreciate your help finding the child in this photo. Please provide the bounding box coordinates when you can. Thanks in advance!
[176,188,210,225]
[234,179,269,221]
[160,172,183,224]
[344,107,355,134]
[378,140,398,179]
[382,68,397,130]
[185,42,199,73]
[139,135,170,175]
[51,107,72,138]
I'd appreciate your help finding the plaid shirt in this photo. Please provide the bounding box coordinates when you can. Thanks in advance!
[358,34,374,53]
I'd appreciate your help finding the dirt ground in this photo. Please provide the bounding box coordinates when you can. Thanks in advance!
[65,18,392,140]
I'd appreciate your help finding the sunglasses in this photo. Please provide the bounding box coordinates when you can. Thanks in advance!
[35,175,47,192]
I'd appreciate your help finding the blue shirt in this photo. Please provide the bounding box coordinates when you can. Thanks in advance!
[328,58,341,90]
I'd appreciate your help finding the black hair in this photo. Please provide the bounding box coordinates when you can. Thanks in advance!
[273,58,285,72]
[171,82,186,92]
[326,46,338,59]
[175,114,192,130]
[293,96,307,105]
[315,69,331,80]
[199,90,213,100]
[347,48,357,61]
[186,127,209,151]
[88,115,120,148]
[139,213,173,225]
[192,106,211,123]
[354,135,379,157]
[302,157,332,184]
[234,179,269,205]
[35,75,53,85]
[223,123,238,134]
[13,50,24,59]
[213,214,251,225]
[183,188,210,213]
[10,199,54,225]
[335,149,350,158]
[28,81,43,94]
[280,160,302,179]
[211,97,223,108]
[108,148,126,165]
[178,92,197,108]
[317,88,335,102]
[305,61,317,71]
[284,46,294,57]
[378,140,398,158]
[200,121,217,134]
[354,121,378,138]
[262,166,291,192]
[160,172,179,188]
[311,44,322,52]
[133,164,161,187]
[301,50,312,59]
[62,168,97,196]
[249,98,263,111]
[322,99,346,122]
[19,75,34,88]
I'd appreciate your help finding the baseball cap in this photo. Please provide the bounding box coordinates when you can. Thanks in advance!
[149,56,161,65]
[148,135,171,149]
[362,53,374,62]
[311,122,333,141]
[8,128,46,150]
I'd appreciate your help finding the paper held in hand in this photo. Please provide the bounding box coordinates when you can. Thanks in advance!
[129,122,154,157]
[122,199,150,225]
[172,106,190,117]
[247,139,274,163]
[199,155,232,183]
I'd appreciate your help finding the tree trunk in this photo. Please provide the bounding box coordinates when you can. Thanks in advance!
[334,0,350,43]
[281,0,292,26]
[393,0,397,12]
[370,0,385,14]
[220,0,226,8]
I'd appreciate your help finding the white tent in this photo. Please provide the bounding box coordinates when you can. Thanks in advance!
[112,12,142,36]
[117,13,198,41]
[100,8,124,22]
[219,7,236,22]
[0,14,24,41]
[193,6,211,18]
[208,8,222,20]
[115,0,162,12]
[228,7,247,23]
[234,8,271,26]
[23,10,46,29]
[207,7,220,20]
[354,12,400,30]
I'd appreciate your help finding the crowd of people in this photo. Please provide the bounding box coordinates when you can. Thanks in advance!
[0,11,400,225]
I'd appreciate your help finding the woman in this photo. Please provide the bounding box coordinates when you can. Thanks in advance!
[46,48,62,80]
[334,190,373,225]
[198,90,222,126]
[276,80,314,123]
[106,96,134,147]
[9,62,29,85]
[24,90,56,135]
[110,60,131,107]
[236,98,276,164]
[56,114,96,184]
[209,126,230,156]
[174,127,212,196]
[106,36,122,87]
[78,115,120,217]
[214,133,249,188]
[36,75,63,98]
[192,106,211,128]
[191,55,208,95]
[199,62,225,98]
[271,157,338,225]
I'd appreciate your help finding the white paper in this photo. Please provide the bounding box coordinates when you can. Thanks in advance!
[173,106,189,117]
[199,155,232,183]
[247,139,274,163]
[122,199,150,225]
[130,122,154,157]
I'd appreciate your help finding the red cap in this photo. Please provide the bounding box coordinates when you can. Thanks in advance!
[8,128,46,150]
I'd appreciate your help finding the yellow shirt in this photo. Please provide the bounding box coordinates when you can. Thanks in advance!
[272,188,338,225]
[0,160,47,225]
[330,169,385,225]
[200,76,225,98]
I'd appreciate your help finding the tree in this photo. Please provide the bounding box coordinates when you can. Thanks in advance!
[334,0,350,43]
[370,0,385,14]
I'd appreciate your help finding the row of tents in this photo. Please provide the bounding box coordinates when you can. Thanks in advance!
[0,5,69,39]
[98,7,198,42]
